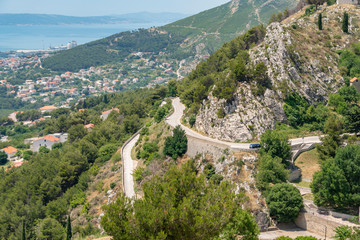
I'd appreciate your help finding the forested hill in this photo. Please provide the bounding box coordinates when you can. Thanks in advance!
[42,0,298,72]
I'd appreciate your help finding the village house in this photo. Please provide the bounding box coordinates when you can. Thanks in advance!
[31,136,59,152]
[1,146,18,160]
[101,108,120,120]
[350,77,360,92]
[40,105,58,113]
[25,133,68,152]
[84,123,95,131]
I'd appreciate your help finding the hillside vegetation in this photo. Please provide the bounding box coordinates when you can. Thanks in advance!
[42,0,298,72]
[177,3,360,142]
[0,86,170,239]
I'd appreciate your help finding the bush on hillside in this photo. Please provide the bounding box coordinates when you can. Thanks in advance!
[266,183,303,223]
[163,126,187,160]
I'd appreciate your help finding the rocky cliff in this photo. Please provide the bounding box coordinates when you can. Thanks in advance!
[195,4,360,142]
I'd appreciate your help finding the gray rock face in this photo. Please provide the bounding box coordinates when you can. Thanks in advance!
[195,22,344,142]
[196,87,285,142]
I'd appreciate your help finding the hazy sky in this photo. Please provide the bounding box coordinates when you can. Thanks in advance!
[0,0,231,16]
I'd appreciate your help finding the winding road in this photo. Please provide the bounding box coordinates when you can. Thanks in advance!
[165,97,321,150]
[122,134,139,198]
[122,97,322,197]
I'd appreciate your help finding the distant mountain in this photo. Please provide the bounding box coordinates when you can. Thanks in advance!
[162,0,298,54]
[42,0,299,72]
[0,12,189,25]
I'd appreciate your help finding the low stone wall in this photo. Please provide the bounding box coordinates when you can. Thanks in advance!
[296,212,341,238]
[187,135,229,159]
[295,210,357,238]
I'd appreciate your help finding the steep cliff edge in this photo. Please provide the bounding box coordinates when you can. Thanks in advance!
[194,4,359,142]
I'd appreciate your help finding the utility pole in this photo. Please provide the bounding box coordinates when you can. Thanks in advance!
[324,225,327,240]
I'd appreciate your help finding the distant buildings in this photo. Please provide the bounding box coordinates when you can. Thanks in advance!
[40,105,58,113]
[67,41,77,49]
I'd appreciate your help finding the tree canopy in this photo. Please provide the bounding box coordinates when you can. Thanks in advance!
[266,183,303,223]
[101,160,259,240]
[163,125,188,160]
[312,145,360,208]
[260,130,291,164]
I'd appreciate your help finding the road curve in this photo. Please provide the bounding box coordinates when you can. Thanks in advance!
[165,97,322,149]
[122,134,139,199]
[165,97,251,150]
[121,98,322,198]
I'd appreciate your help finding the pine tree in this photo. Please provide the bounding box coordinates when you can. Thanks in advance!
[318,13,323,30]
[22,220,26,240]
[342,12,349,33]
[66,215,72,240]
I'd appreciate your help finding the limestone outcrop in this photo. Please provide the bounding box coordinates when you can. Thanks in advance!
[194,4,357,141]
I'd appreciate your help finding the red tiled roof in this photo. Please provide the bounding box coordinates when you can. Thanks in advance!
[42,136,60,142]
[84,124,94,129]
[350,77,359,83]
[2,146,18,154]
[40,105,57,110]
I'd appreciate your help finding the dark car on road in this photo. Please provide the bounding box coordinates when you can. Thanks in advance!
[249,143,261,149]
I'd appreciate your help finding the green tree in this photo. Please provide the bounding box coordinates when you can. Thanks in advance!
[98,144,118,162]
[306,0,326,9]
[338,86,358,104]
[154,106,169,123]
[260,130,291,164]
[256,154,289,191]
[312,145,360,208]
[138,142,158,162]
[66,215,72,240]
[0,151,8,165]
[311,159,351,207]
[163,126,187,160]
[189,114,196,127]
[334,226,360,240]
[22,220,26,240]
[318,13,323,30]
[216,208,260,240]
[344,105,360,133]
[168,80,177,97]
[266,183,303,223]
[342,12,349,33]
[316,114,343,161]
[36,218,65,240]
[68,124,87,143]
[101,161,257,240]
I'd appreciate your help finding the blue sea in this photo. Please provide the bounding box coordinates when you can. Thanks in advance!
[0,22,168,51]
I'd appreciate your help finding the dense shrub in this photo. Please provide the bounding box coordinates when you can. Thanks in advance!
[266,183,303,223]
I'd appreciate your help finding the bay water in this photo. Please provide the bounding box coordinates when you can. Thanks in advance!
[0,21,168,51]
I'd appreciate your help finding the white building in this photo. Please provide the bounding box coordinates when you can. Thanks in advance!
[1,146,18,160]
[337,0,360,4]
[32,136,59,152]
[25,133,68,152]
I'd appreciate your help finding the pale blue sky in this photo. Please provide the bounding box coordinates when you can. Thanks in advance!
[0,0,230,16]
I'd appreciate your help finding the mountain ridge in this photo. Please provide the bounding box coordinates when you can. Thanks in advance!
[0,12,189,26]
[42,0,298,72]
